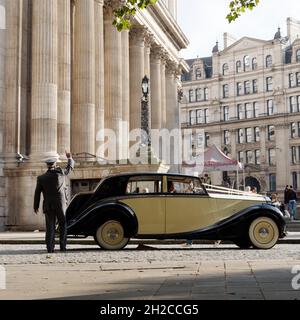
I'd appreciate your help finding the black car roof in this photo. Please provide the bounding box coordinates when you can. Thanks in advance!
[104,172,199,179]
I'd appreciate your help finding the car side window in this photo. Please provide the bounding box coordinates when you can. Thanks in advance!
[167,177,205,194]
[126,177,162,194]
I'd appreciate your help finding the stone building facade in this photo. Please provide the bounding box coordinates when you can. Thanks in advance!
[0,0,189,230]
[181,18,300,195]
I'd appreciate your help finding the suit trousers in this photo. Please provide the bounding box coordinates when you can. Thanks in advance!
[45,208,67,252]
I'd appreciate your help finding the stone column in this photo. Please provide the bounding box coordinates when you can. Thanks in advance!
[31,0,58,160]
[129,27,145,131]
[150,47,162,129]
[165,62,178,131]
[94,0,104,158]
[57,0,71,157]
[104,1,123,160]
[161,54,167,129]
[121,29,130,159]
[3,0,23,161]
[144,34,151,76]
[72,0,95,156]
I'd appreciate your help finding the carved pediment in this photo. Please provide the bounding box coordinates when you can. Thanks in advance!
[222,37,269,54]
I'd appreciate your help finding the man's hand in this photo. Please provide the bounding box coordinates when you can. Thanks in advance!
[34,209,39,214]
[65,150,72,159]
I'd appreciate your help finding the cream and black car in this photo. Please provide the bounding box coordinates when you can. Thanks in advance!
[66,173,286,250]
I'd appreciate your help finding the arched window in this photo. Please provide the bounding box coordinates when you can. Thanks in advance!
[195,68,201,80]
[236,60,242,73]
[266,55,272,68]
[243,55,250,71]
[296,49,300,62]
[252,57,257,70]
[222,63,229,75]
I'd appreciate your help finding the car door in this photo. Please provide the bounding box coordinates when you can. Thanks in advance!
[120,176,166,235]
[165,176,217,234]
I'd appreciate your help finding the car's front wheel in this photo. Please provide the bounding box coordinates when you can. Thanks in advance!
[248,216,279,249]
[94,220,129,250]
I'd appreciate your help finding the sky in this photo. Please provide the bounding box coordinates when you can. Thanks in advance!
[177,0,300,59]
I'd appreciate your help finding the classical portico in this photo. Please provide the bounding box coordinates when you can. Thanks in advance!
[0,0,189,230]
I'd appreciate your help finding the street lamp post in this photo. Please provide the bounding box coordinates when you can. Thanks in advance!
[141,75,151,147]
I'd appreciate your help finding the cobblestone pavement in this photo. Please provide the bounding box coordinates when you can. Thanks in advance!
[0,243,300,265]
[0,244,300,300]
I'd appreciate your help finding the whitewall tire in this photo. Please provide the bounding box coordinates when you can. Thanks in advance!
[95,220,129,250]
[248,216,279,249]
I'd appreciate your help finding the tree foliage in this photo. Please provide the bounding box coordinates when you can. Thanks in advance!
[226,0,260,23]
[113,0,261,31]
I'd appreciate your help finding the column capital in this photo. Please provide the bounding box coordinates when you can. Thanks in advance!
[95,0,104,5]
[104,0,125,13]
[166,60,179,76]
[129,26,147,47]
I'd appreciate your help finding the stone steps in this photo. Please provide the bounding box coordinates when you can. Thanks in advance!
[285,219,300,231]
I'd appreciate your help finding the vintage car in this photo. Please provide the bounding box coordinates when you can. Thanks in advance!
[66,173,286,250]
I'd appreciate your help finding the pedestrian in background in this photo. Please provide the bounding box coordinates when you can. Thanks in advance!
[286,185,297,221]
[34,151,74,253]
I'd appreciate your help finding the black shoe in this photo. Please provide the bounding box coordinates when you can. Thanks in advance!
[60,248,66,252]
[47,249,54,253]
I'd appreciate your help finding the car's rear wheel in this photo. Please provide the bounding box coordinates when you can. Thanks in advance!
[233,237,252,249]
[94,220,129,250]
[248,216,279,249]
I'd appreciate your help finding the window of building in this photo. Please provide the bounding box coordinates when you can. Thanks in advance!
[289,73,295,88]
[252,57,257,70]
[189,110,196,125]
[253,102,259,117]
[267,125,275,141]
[246,150,253,163]
[269,174,276,192]
[237,104,244,120]
[266,55,272,68]
[243,55,250,71]
[244,81,250,94]
[254,127,260,142]
[204,88,208,101]
[189,89,194,102]
[238,151,244,163]
[196,109,203,124]
[268,148,276,166]
[291,146,297,164]
[195,88,201,101]
[236,60,242,73]
[195,68,201,80]
[297,72,300,86]
[222,63,229,76]
[205,132,210,147]
[292,172,298,190]
[238,128,244,144]
[196,133,203,148]
[296,49,300,62]
[223,106,229,121]
[204,108,209,123]
[255,150,260,165]
[298,96,300,112]
[290,96,298,113]
[298,122,300,137]
[224,130,230,145]
[245,127,252,143]
[223,84,229,98]
[266,77,273,91]
[237,82,242,96]
[245,103,252,118]
[291,122,296,138]
[267,99,274,115]
[252,79,258,93]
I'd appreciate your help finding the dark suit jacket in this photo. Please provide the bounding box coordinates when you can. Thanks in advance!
[34,158,75,213]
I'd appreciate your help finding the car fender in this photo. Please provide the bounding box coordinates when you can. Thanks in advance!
[70,200,138,238]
